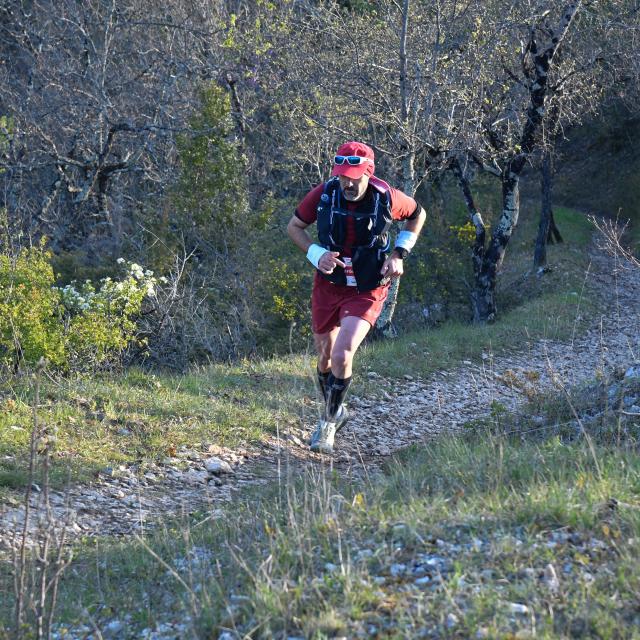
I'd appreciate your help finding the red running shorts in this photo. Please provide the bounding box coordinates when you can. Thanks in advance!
[311,272,389,335]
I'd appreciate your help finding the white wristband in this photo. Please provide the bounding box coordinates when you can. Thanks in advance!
[306,243,328,269]
[395,230,418,252]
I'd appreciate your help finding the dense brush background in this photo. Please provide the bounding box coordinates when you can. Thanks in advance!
[1,1,640,638]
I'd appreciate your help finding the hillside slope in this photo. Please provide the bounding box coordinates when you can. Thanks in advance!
[524,103,640,250]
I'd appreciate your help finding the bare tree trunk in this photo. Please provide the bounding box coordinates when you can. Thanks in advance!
[374,0,412,338]
[549,213,563,244]
[534,150,563,269]
[225,72,246,153]
[471,169,520,322]
[451,159,486,285]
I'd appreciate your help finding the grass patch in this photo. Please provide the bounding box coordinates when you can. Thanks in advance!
[553,205,596,246]
[364,204,596,380]
[548,104,640,256]
[0,357,318,491]
[0,208,599,491]
[363,287,594,381]
[5,414,639,638]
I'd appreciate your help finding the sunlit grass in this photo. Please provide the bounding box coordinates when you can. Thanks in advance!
[0,208,598,491]
[6,421,638,638]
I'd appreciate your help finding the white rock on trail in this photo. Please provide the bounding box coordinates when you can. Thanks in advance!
[446,613,459,629]
[205,457,234,475]
[508,602,529,615]
[544,563,560,593]
[625,364,640,379]
[390,563,407,577]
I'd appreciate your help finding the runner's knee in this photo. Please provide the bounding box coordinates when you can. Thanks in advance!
[330,347,355,371]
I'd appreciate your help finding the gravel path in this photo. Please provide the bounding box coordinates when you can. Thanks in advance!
[2,235,639,548]
[342,242,639,458]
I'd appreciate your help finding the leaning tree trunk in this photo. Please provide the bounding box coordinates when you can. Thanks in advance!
[470,0,581,322]
[372,150,414,339]
[451,160,486,289]
[471,169,520,323]
[534,150,563,269]
[548,210,563,244]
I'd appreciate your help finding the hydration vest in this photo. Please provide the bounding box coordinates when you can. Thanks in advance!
[316,177,393,291]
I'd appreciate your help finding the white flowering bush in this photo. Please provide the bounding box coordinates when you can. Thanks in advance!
[0,244,159,372]
[59,260,158,368]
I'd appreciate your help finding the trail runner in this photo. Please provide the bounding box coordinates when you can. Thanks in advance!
[287,141,426,454]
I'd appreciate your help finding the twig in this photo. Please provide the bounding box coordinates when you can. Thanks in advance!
[133,534,199,618]
[590,214,639,269]
[544,352,602,481]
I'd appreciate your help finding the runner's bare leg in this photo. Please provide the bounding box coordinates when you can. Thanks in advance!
[328,316,372,378]
[314,326,340,373]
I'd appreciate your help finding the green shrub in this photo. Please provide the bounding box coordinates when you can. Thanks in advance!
[0,241,65,368]
[242,196,314,353]
[249,248,313,353]
[398,201,476,321]
[0,245,157,372]
[61,259,157,368]
[146,82,248,272]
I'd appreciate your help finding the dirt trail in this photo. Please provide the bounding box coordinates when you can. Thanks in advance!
[2,235,639,547]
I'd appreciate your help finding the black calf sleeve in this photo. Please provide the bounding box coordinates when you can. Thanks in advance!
[326,374,352,420]
[317,368,332,401]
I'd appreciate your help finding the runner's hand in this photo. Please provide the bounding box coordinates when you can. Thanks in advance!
[380,255,404,279]
[318,251,346,275]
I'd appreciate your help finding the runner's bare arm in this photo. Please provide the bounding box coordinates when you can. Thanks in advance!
[401,205,427,238]
[287,214,314,253]
[380,205,427,279]
[287,215,345,273]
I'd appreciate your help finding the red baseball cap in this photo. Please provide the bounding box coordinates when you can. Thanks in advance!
[331,141,375,179]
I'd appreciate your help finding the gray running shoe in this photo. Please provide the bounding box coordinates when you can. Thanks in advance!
[309,419,337,454]
[309,406,348,454]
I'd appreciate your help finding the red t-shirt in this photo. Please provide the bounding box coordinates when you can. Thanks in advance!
[295,178,418,259]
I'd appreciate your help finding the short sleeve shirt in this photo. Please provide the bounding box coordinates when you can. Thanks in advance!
[295,180,418,258]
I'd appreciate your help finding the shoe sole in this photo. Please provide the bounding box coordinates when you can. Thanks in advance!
[336,414,348,433]
[309,442,334,454]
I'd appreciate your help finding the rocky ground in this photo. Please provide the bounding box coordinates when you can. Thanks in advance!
[1,236,639,549]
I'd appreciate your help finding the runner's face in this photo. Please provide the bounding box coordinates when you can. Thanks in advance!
[339,174,369,201]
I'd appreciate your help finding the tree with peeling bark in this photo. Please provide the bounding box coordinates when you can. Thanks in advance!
[452,1,586,322]
[449,0,640,321]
